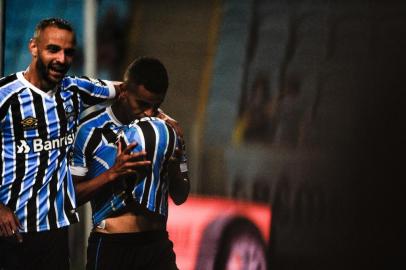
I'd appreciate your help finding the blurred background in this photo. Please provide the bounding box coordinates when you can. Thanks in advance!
[1,0,404,269]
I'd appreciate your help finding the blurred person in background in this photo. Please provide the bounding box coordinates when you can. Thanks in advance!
[233,74,276,144]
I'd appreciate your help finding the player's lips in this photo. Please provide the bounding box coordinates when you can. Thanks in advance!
[49,65,68,77]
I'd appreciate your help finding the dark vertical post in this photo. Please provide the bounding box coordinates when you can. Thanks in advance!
[0,0,5,77]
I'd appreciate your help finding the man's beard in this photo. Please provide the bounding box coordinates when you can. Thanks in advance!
[36,57,69,86]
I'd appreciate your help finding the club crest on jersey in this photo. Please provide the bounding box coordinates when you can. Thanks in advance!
[65,105,76,122]
[21,116,38,130]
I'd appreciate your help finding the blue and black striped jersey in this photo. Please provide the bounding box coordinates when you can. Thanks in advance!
[0,71,116,232]
[70,113,178,226]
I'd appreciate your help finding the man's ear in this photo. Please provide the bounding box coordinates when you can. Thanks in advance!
[29,39,38,57]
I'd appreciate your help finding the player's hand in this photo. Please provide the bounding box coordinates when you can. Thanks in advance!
[0,203,23,242]
[113,81,124,95]
[156,109,184,139]
[107,141,151,181]
[156,109,187,163]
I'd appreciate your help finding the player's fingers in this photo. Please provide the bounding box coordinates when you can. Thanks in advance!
[116,140,122,156]
[4,222,14,237]
[128,151,147,160]
[0,223,6,236]
[127,160,151,168]
[9,217,20,233]
[167,120,183,137]
[125,160,151,169]
[156,108,168,120]
[120,151,146,164]
[157,110,184,136]
[122,142,138,155]
[13,213,21,229]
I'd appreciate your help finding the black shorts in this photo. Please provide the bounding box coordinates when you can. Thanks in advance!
[86,230,178,270]
[0,227,70,270]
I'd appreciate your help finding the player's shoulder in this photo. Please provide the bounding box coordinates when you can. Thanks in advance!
[0,73,25,105]
[0,72,18,86]
[127,117,177,138]
[0,73,21,92]
[130,116,166,127]
[79,104,109,124]
[77,108,109,135]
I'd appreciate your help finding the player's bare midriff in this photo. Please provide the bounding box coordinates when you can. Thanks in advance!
[93,203,166,233]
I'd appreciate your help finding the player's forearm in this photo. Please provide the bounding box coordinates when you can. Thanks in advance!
[168,160,190,205]
[170,176,190,205]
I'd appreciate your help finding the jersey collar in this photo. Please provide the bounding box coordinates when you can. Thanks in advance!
[17,71,59,99]
[106,106,123,126]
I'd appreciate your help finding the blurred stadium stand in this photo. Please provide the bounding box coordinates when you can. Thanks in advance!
[4,0,131,77]
[4,0,84,75]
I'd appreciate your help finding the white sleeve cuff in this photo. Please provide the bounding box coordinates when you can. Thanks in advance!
[70,166,88,176]
[102,80,117,98]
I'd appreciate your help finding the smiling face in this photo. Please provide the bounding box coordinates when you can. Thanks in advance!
[29,26,76,89]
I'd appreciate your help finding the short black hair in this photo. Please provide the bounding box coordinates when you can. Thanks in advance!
[34,17,76,44]
[124,57,169,96]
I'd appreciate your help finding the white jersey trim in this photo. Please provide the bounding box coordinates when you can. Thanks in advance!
[70,165,88,176]
[16,71,51,98]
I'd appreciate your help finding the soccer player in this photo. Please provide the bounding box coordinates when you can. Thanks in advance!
[0,18,147,269]
[70,57,190,270]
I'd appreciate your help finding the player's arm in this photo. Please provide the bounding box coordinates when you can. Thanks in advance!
[168,137,190,205]
[73,142,151,206]
[0,104,22,241]
[157,111,189,204]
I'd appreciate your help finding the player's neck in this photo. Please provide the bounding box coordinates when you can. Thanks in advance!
[24,65,56,92]
[111,100,133,125]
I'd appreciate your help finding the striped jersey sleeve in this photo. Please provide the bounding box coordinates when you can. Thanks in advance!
[61,76,116,112]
